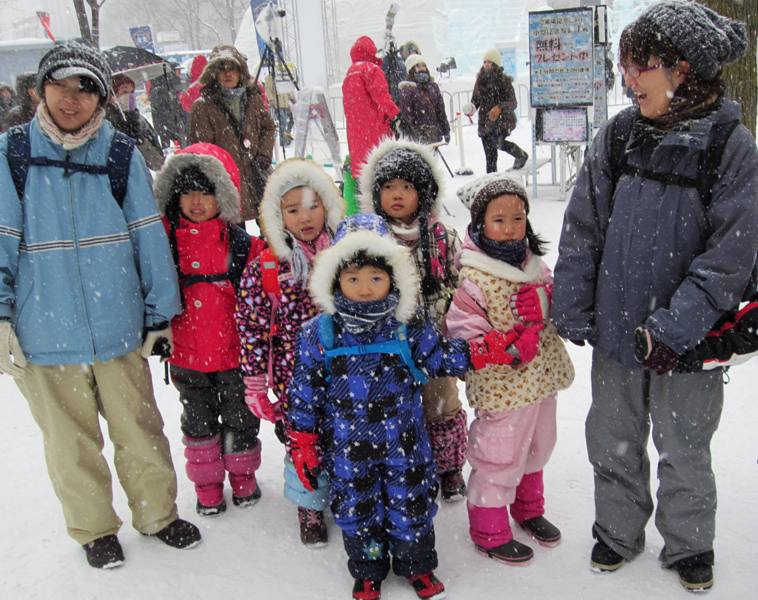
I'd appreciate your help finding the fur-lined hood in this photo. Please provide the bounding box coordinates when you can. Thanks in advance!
[358,138,446,219]
[153,142,241,223]
[309,217,420,323]
[259,158,344,261]
[199,45,251,87]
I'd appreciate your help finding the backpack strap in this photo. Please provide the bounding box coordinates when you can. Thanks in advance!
[107,131,135,208]
[6,123,135,207]
[227,224,252,290]
[393,324,429,385]
[698,118,740,210]
[430,221,450,283]
[317,314,336,378]
[7,123,31,201]
[607,106,638,204]
[260,248,282,297]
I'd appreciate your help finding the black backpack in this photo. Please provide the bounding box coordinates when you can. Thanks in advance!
[606,106,756,301]
[6,122,134,207]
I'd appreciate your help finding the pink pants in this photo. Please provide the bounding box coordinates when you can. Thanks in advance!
[467,395,557,547]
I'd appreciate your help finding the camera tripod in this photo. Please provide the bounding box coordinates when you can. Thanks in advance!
[254,37,299,158]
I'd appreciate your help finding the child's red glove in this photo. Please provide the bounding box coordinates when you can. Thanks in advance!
[469,328,520,370]
[511,323,544,366]
[289,430,321,492]
[243,375,283,422]
[510,283,552,323]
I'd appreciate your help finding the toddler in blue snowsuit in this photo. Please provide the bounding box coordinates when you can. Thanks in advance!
[288,214,518,600]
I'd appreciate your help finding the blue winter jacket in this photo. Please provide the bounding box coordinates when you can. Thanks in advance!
[0,117,181,365]
[289,314,470,466]
[553,100,758,368]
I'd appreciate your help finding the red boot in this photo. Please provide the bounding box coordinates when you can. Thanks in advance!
[183,435,225,516]
[407,572,446,600]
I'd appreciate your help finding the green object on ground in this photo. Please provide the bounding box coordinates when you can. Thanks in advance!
[343,156,358,216]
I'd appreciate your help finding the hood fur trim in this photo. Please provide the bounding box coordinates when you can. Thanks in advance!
[358,138,446,218]
[459,249,545,283]
[259,158,344,260]
[309,231,420,323]
[153,153,240,223]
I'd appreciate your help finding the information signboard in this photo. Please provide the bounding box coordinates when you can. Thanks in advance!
[536,107,589,143]
[529,8,594,107]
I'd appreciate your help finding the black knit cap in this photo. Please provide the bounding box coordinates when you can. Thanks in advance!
[333,249,394,292]
[36,40,112,101]
[372,148,438,217]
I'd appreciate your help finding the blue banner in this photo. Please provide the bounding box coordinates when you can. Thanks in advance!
[129,25,155,53]
[250,0,272,57]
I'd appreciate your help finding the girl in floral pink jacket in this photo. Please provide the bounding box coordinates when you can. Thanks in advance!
[235,158,343,547]
[446,174,574,566]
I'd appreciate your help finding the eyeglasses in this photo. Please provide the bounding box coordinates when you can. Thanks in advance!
[617,62,664,79]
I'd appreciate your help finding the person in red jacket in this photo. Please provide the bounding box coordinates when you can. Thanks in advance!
[153,142,266,516]
[342,36,400,179]
[179,54,208,113]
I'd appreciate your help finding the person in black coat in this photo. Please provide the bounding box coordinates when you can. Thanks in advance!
[464,49,528,172]
[397,55,450,145]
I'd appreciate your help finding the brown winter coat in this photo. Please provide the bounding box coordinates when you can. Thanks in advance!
[189,82,275,220]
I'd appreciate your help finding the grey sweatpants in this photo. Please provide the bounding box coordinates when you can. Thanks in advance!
[587,350,723,566]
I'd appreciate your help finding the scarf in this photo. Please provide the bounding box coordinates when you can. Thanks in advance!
[37,103,106,150]
[469,224,527,267]
[288,228,331,286]
[390,219,420,243]
[333,290,400,336]
[221,86,245,123]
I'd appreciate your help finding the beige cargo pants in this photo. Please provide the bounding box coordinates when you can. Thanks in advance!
[16,350,178,545]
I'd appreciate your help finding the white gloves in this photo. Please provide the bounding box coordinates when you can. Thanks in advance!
[0,320,27,378]
[462,102,475,117]
[141,327,174,359]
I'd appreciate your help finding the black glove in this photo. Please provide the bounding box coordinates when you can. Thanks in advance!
[634,327,679,374]
[443,134,450,144]
[389,116,401,139]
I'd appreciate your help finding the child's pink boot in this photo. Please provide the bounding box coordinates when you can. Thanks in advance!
[224,440,262,507]
[184,435,226,515]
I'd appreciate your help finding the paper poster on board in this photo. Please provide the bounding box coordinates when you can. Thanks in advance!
[529,8,594,107]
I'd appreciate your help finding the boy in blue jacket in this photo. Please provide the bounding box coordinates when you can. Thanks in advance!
[0,41,200,569]
[288,214,517,600]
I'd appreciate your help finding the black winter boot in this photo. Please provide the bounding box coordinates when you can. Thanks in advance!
[590,539,624,572]
[501,139,529,170]
[82,534,125,569]
[519,515,561,547]
[352,578,382,600]
[149,518,202,549]
[475,539,533,565]
[672,551,714,592]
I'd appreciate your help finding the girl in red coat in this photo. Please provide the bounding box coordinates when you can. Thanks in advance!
[153,142,266,516]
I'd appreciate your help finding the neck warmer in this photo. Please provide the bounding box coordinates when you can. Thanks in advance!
[390,218,421,243]
[288,228,331,286]
[469,224,527,267]
[333,290,400,336]
[415,72,430,84]
[221,86,245,122]
[37,103,106,150]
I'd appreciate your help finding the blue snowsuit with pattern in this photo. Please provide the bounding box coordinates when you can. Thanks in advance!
[289,312,470,580]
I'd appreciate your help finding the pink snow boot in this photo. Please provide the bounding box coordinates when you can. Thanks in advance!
[468,503,533,565]
[224,439,262,507]
[184,435,226,516]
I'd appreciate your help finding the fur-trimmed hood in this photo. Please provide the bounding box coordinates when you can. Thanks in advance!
[358,138,446,219]
[199,45,251,87]
[153,142,241,223]
[259,158,344,261]
[309,217,420,323]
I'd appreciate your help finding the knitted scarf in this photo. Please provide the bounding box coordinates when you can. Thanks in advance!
[288,228,331,286]
[333,290,400,336]
[469,224,527,267]
[37,103,106,150]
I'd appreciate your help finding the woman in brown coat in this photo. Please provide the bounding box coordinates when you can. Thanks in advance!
[190,45,276,221]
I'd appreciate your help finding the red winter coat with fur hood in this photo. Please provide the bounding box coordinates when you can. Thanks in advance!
[153,142,264,372]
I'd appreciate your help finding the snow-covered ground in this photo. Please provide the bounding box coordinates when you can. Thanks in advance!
[1,121,756,600]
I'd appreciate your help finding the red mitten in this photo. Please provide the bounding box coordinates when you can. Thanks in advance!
[511,323,544,366]
[289,430,321,492]
[510,283,552,323]
[469,327,521,370]
[243,375,283,422]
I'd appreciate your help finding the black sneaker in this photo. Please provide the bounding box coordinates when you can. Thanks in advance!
[151,518,202,549]
[591,539,624,572]
[673,552,714,592]
[196,498,227,516]
[519,516,561,547]
[82,534,125,569]
[352,578,382,600]
[475,539,533,565]
[232,485,261,508]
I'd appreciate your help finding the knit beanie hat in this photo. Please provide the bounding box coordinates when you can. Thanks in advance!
[483,48,502,67]
[371,147,438,216]
[639,1,747,80]
[457,173,529,230]
[36,41,111,100]
[405,54,426,73]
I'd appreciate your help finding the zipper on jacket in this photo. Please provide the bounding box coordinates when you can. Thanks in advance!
[67,169,97,359]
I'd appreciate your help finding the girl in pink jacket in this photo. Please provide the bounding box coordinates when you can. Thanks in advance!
[446,174,574,565]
